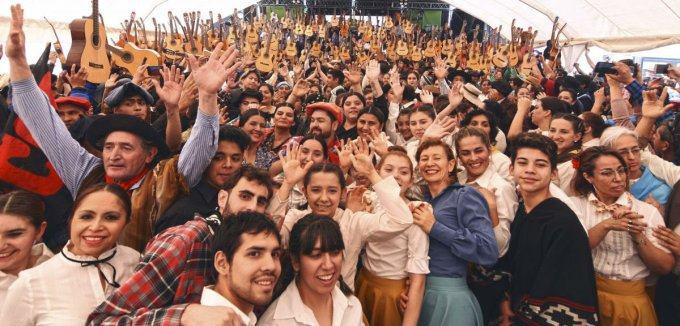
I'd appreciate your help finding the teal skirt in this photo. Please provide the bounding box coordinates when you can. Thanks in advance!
[418,276,484,326]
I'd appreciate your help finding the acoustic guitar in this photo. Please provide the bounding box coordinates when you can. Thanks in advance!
[255,31,274,73]
[507,22,520,67]
[466,26,481,71]
[108,42,160,74]
[163,11,184,61]
[66,0,111,83]
[44,17,67,67]
[491,26,509,68]
[519,30,538,78]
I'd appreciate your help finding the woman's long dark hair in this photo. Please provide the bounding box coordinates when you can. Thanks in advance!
[272,214,352,302]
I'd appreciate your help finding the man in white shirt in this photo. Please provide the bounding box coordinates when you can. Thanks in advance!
[201,211,283,326]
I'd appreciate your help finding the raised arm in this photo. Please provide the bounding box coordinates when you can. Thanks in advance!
[507,96,531,139]
[179,44,242,187]
[6,4,99,196]
[152,65,185,153]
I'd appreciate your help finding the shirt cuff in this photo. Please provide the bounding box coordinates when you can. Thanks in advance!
[430,220,463,243]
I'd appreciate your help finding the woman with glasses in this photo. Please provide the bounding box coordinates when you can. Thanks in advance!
[600,127,673,210]
[570,147,675,325]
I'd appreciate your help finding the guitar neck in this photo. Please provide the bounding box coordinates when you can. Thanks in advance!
[92,0,101,46]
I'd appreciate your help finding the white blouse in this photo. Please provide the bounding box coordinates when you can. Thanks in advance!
[0,243,53,307]
[571,192,670,281]
[258,281,364,326]
[0,243,140,325]
[281,176,413,290]
[553,160,576,196]
[459,167,518,257]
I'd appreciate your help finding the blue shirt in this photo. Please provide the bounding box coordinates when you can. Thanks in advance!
[425,183,499,278]
[631,166,672,205]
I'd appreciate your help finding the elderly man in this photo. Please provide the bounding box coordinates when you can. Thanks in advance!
[4,4,242,251]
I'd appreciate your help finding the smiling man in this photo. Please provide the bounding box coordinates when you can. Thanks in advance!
[499,132,598,325]
[4,4,242,251]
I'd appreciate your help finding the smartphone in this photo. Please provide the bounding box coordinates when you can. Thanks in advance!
[593,62,617,76]
[655,64,671,75]
[147,65,163,77]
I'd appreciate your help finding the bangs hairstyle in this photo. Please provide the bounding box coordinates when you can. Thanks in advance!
[303,163,347,190]
[0,190,45,228]
[460,109,499,143]
[572,146,628,197]
[509,132,558,170]
[415,139,455,162]
[357,106,386,126]
[211,211,280,263]
[454,127,492,153]
[222,165,274,200]
[289,214,352,296]
[73,183,132,222]
[551,113,585,148]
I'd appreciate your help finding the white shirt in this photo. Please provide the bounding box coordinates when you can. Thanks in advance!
[0,243,53,307]
[258,281,364,326]
[571,192,670,281]
[553,160,576,196]
[361,191,430,280]
[0,244,140,325]
[641,149,680,187]
[582,138,600,149]
[281,176,413,290]
[549,183,585,229]
[200,286,256,326]
[459,167,518,257]
[495,129,507,153]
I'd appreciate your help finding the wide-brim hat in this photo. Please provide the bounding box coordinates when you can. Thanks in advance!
[447,68,471,83]
[491,80,513,98]
[104,79,154,108]
[305,102,344,125]
[462,83,485,109]
[85,114,170,159]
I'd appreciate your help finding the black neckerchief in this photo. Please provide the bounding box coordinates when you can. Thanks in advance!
[60,247,120,288]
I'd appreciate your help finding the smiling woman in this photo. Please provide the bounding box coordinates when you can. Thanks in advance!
[0,191,52,306]
[0,183,141,325]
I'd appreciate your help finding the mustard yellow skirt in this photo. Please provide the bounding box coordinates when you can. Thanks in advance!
[596,275,658,326]
[356,268,407,326]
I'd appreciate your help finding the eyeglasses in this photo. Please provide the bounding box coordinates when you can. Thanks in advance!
[617,147,641,156]
[596,166,628,179]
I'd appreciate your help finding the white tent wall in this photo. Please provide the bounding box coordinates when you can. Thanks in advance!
[442,0,680,52]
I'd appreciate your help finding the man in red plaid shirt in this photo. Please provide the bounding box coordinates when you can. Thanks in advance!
[87,166,276,325]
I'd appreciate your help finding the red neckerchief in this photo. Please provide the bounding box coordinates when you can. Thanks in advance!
[105,167,150,192]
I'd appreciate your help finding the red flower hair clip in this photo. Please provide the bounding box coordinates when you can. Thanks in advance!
[572,157,580,170]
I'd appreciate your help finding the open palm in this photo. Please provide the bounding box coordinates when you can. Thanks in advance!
[189,43,241,94]
[152,65,185,109]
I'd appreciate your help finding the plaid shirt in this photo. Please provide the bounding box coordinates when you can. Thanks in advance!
[87,217,215,325]
[625,80,645,107]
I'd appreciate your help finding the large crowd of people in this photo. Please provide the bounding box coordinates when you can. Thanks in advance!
[1,3,680,326]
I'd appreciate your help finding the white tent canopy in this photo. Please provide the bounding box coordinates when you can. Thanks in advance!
[443,0,680,52]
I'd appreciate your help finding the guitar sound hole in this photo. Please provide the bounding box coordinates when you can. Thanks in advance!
[123,54,133,62]
[92,36,99,47]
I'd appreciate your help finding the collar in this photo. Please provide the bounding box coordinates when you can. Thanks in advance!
[273,280,354,324]
[60,241,118,262]
[587,192,633,213]
[462,166,495,188]
[200,286,255,325]
[105,167,150,191]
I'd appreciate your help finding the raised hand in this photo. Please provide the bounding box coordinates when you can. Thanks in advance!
[422,115,456,141]
[131,64,149,85]
[641,90,673,119]
[152,65,185,110]
[344,65,363,85]
[188,43,241,95]
[368,129,389,158]
[104,73,120,90]
[448,81,464,108]
[291,79,310,99]
[653,226,680,255]
[346,185,368,213]
[420,89,434,105]
[336,139,353,173]
[433,57,449,80]
[66,64,88,88]
[6,4,25,62]
[280,142,313,186]
[389,73,404,103]
[365,59,380,82]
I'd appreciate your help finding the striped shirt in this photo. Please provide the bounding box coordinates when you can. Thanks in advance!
[10,78,218,195]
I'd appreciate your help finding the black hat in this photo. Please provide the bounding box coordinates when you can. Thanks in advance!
[85,114,170,160]
[491,80,513,98]
[104,79,154,108]
[447,68,471,83]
